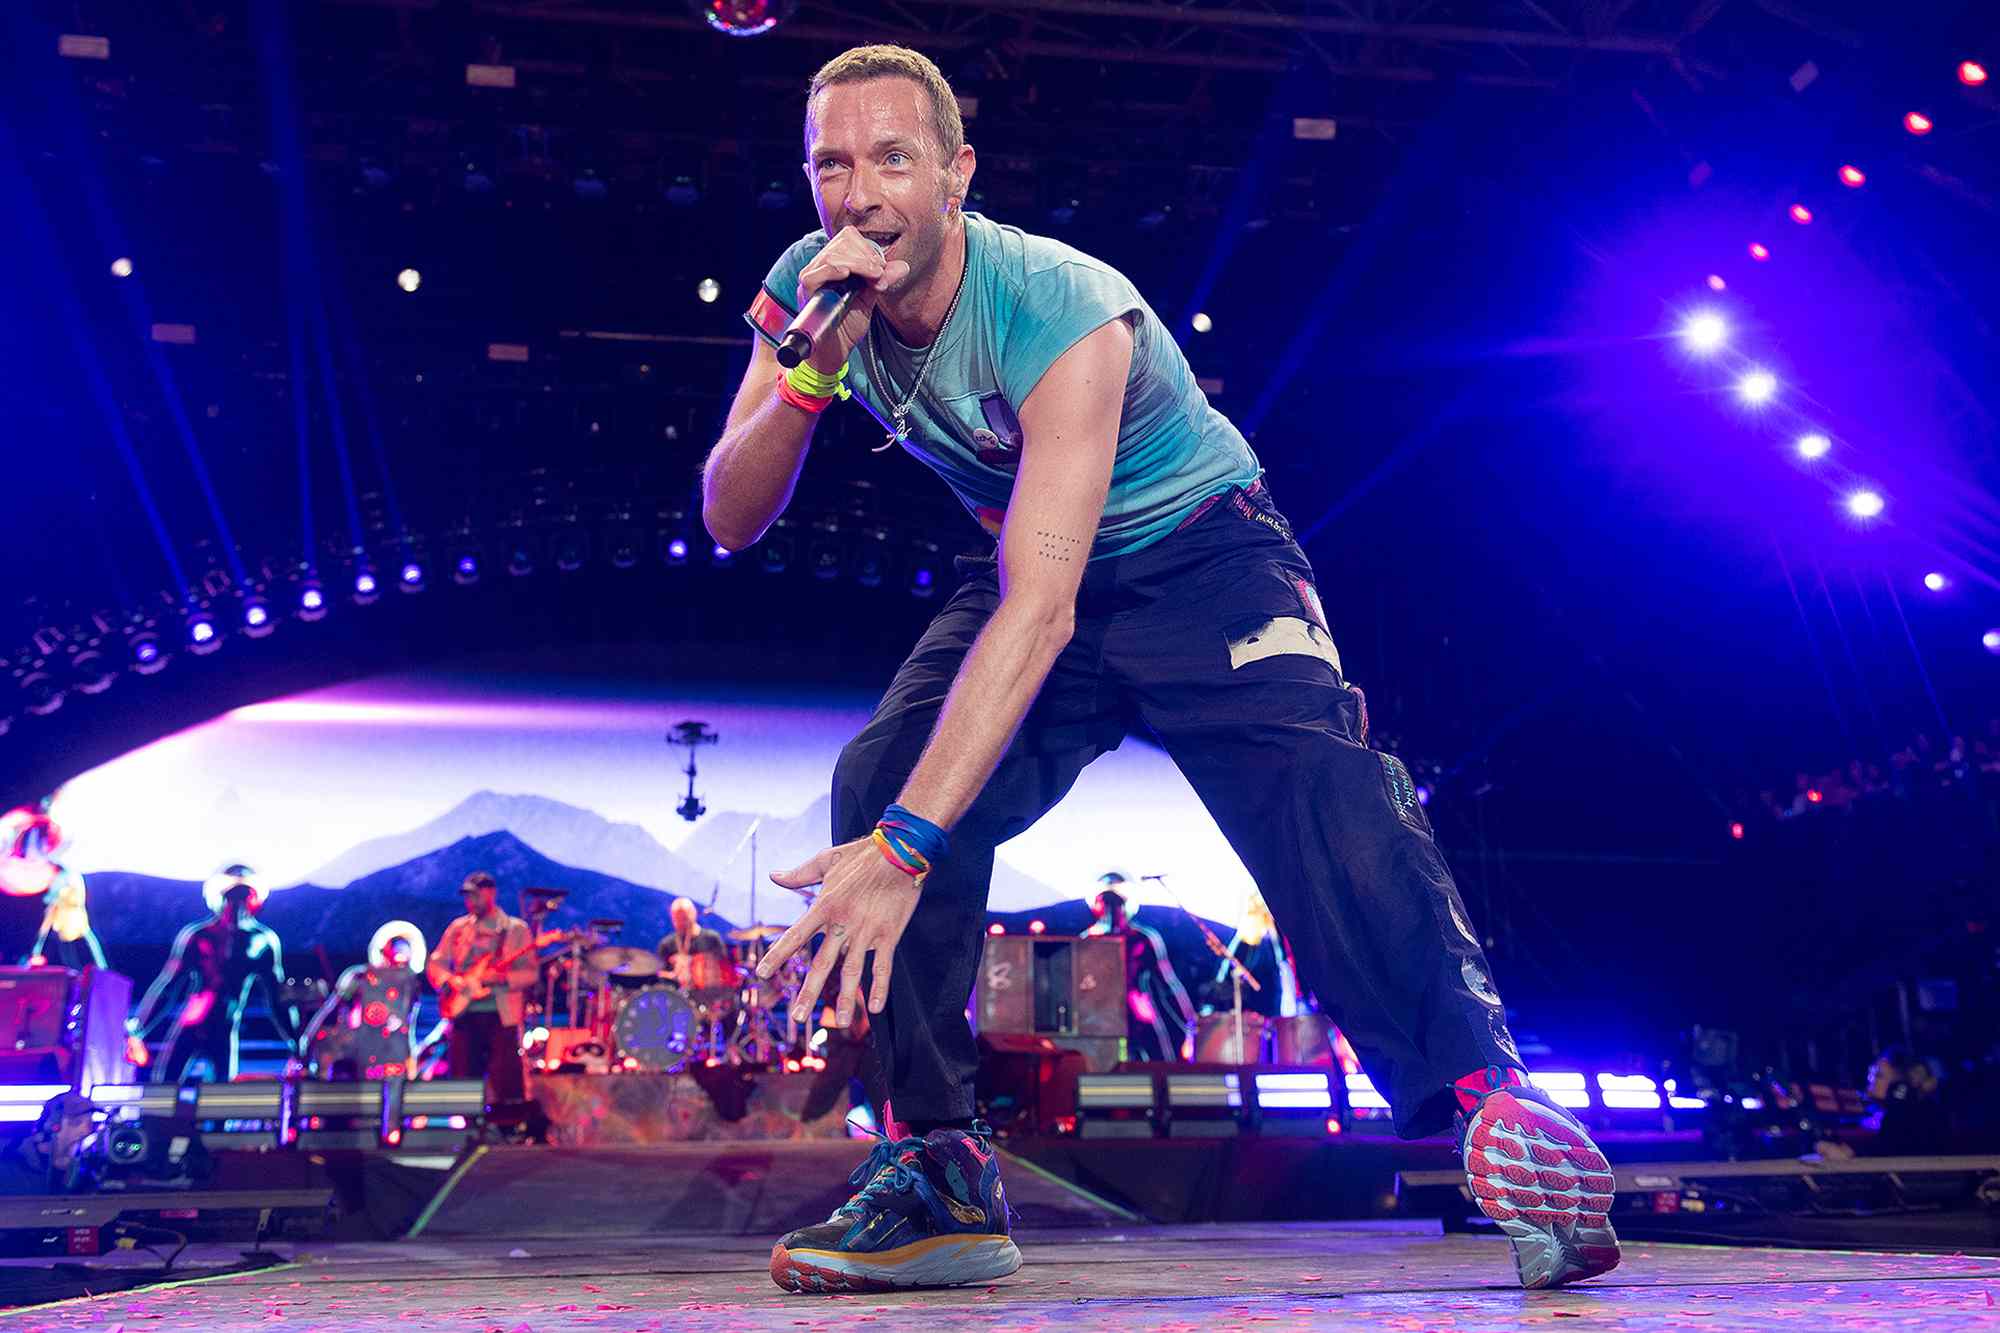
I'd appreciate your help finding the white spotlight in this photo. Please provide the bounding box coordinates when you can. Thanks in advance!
[1736,369,1777,406]
[1681,310,1727,354]
[1845,490,1884,519]
[110,257,133,279]
[396,268,422,293]
[696,277,721,304]
[1796,433,1831,460]
[1191,312,1213,334]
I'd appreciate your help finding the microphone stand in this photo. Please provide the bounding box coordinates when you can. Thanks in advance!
[1142,874,1261,1062]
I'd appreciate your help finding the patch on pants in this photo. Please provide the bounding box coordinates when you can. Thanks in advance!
[1379,753,1432,836]
[1462,958,1503,1008]
[1226,616,1342,675]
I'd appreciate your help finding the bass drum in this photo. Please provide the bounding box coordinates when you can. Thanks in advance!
[612,984,702,1073]
[1272,1012,1336,1066]
[1193,1010,1269,1063]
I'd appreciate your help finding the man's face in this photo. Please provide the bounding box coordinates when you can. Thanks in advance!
[804,77,969,295]
[671,903,697,934]
[383,938,411,968]
[462,884,497,917]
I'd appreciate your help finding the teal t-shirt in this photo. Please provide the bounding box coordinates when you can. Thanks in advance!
[745,212,1261,559]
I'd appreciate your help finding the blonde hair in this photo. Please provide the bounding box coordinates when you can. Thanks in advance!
[807,44,964,161]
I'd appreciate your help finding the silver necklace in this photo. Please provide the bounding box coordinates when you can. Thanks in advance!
[863,252,967,452]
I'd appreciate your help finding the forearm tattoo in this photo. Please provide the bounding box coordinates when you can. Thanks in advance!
[1036,529,1084,563]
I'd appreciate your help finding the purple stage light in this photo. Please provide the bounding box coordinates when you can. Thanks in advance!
[354,572,378,597]
[1681,310,1728,355]
[668,539,689,561]
[302,587,324,611]
[712,544,731,561]
[245,605,268,628]
[1796,433,1831,460]
[401,563,423,585]
[1736,369,1777,406]
[1748,242,1770,262]
[1705,274,1726,292]
[1983,630,2000,654]
[1923,572,1947,592]
[1845,490,1884,519]
[1415,785,1432,807]
[136,641,158,662]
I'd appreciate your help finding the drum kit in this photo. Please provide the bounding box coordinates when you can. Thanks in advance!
[521,914,808,1076]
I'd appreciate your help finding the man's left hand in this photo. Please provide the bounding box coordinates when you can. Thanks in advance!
[760,837,922,1028]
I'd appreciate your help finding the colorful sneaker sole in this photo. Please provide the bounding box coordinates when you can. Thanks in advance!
[770,1233,1022,1293]
[1462,1089,1622,1289]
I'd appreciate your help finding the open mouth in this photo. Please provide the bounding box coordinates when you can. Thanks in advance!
[860,230,902,253]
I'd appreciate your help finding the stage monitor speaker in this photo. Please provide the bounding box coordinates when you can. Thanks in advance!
[977,935,1125,1039]
[0,967,135,1092]
[975,1034,1086,1136]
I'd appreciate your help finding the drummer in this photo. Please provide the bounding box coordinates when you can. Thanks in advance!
[657,897,729,987]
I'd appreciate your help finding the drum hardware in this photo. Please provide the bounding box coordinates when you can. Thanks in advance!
[587,945,665,977]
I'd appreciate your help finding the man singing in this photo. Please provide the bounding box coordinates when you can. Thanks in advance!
[723,45,1618,1294]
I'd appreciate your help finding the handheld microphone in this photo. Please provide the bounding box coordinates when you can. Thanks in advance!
[776,275,864,369]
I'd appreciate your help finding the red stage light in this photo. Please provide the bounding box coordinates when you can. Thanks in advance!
[1960,61,1988,87]
[1729,822,1745,841]
[1706,274,1727,291]
[1904,111,1933,135]
[1748,242,1770,261]
[1789,204,1813,225]
[987,922,1005,935]
[1027,919,1046,935]
[1806,788,1823,804]
[1325,1117,1344,1135]
[1838,165,1865,188]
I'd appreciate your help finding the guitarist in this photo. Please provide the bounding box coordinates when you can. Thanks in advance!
[428,871,539,1125]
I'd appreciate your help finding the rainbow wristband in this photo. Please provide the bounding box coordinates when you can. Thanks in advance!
[879,803,950,864]
[870,827,929,879]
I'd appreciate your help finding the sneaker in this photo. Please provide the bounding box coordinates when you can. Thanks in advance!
[1456,1067,1622,1288]
[769,1124,1022,1293]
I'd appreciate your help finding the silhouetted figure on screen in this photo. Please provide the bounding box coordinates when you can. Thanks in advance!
[1082,874,1195,1062]
[129,866,300,1083]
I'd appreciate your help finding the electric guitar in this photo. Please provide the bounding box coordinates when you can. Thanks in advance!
[439,929,569,1021]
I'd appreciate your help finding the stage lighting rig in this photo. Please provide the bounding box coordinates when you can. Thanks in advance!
[668,721,720,823]
[186,611,222,655]
[129,629,167,675]
[691,0,796,39]
[241,596,275,637]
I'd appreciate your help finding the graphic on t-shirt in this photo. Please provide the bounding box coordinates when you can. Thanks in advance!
[974,395,1024,469]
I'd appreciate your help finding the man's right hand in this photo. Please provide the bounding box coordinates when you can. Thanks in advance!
[795,227,912,374]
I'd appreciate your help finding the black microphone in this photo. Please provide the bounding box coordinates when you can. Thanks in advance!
[776,276,864,369]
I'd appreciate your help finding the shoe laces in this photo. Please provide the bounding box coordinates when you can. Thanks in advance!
[836,1129,928,1215]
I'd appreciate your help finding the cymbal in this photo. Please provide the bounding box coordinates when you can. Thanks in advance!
[729,924,786,941]
[585,945,663,977]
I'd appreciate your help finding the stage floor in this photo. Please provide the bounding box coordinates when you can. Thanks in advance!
[6,1221,1999,1331]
